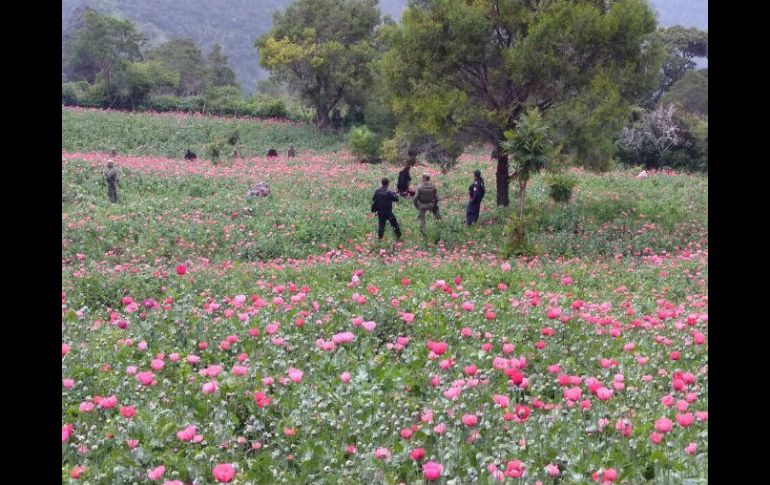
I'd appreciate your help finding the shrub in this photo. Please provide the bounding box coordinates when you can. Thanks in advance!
[348,126,381,163]
[544,173,577,203]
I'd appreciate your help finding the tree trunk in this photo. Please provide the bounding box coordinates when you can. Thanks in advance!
[496,153,510,207]
[316,106,331,129]
[517,178,527,244]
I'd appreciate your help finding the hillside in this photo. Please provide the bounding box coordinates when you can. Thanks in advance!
[62,0,707,93]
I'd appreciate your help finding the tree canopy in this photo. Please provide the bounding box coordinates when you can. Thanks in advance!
[381,0,662,206]
[256,0,381,128]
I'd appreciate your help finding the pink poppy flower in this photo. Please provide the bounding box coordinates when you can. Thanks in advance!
[410,447,425,460]
[461,414,478,427]
[545,464,560,477]
[147,465,165,481]
[374,447,391,460]
[655,417,673,433]
[202,381,218,394]
[212,463,236,483]
[287,368,304,383]
[505,460,525,478]
[423,461,443,481]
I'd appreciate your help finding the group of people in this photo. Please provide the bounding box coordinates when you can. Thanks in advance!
[267,146,296,158]
[371,162,486,241]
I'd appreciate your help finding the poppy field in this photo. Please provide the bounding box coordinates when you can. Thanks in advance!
[62,108,707,484]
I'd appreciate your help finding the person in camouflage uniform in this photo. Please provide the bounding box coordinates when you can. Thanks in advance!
[247,180,271,198]
[104,160,119,203]
[287,146,297,157]
[413,173,441,235]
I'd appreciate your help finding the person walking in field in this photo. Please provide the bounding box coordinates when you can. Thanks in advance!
[288,146,297,157]
[104,160,120,203]
[466,169,485,225]
[413,173,441,235]
[397,161,415,197]
[371,178,402,241]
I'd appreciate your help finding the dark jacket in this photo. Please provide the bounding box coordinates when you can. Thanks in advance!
[372,186,399,216]
[469,178,485,204]
[397,169,411,193]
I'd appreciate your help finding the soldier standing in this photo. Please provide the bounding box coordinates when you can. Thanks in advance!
[287,146,297,157]
[413,173,441,235]
[466,170,485,225]
[104,160,119,203]
[371,178,402,241]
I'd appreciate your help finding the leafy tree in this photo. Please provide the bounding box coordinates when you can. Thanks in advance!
[64,8,145,96]
[112,60,178,109]
[615,104,704,171]
[646,25,707,106]
[501,108,560,243]
[381,0,661,206]
[207,44,239,88]
[661,68,707,117]
[148,38,209,96]
[256,0,381,128]
[348,126,381,163]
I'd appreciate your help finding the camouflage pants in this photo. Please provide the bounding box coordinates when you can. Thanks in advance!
[107,184,118,203]
[417,204,441,234]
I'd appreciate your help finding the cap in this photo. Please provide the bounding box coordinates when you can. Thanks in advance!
[473,170,481,177]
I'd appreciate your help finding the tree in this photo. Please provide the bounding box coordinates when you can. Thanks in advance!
[661,68,707,117]
[501,108,560,243]
[207,44,239,88]
[616,105,680,170]
[381,0,661,206]
[112,60,179,109]
[646,25,707,106]
[148,38,209,96]
[256,0,380,129]
[64,8,145,96]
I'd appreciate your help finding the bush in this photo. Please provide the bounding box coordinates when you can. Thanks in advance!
[501,212,537,258]
[62,81,91,105]
[348,126,381,163]
[544,173,577,203]
[615,104,706,172]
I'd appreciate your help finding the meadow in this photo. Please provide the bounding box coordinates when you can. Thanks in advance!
[62,108,708,484]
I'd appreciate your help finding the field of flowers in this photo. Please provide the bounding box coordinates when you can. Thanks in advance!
[62,108,707,484]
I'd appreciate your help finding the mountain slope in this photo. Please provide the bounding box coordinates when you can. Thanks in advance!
[62,0,707,94]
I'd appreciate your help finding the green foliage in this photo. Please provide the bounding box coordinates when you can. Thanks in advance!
[148,38,210,96]
[62,108,345,158]
[348,126,381,163]
[257,0,381,128]
[62,81,91,105]
[615,104,706,171]
[545,173,578,203]
[207,44,238,89]
[503,109,560,185]
[501,212,537,258]
[661,68,708,117]
[381,0,662,206]
[647,25,708,106]
[63,7,146,85]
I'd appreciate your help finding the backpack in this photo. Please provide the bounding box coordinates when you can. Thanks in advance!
[418,185,437,204]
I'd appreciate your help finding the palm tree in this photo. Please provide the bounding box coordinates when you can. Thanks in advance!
[501,108,560,244]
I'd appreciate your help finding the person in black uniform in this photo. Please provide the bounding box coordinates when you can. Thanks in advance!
[397,161,415,197]
[466,170,485,225]
[371,178,402,241]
